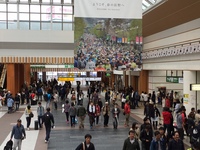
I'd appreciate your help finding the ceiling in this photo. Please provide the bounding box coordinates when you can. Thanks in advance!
[142,0,165,12]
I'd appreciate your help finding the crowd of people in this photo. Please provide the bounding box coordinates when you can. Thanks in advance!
[120,86,200,150]
[1,79,200,150]
[75,33,140,71]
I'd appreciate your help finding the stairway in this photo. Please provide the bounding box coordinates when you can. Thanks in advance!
[0,64,6,88]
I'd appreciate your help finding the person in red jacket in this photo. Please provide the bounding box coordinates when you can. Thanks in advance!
[95,103,101,125]
[162,107,173,141]
[165,96,171,108]
[124,100,131,127]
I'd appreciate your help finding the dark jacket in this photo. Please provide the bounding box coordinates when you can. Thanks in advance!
[42,112,54,127]
[149,107,160,118]
[77,106,86,117]
[11,124,26,140]
[168,139,185,150]
[75,141,95,150]
[150,138,165,150]
[122,137,140,150]
[140,130,153,143]
[111,107,120,118]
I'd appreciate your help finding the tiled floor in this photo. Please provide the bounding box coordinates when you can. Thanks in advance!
[0,87,190,149]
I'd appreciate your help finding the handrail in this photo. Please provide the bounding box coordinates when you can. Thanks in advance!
[0,64,6,88]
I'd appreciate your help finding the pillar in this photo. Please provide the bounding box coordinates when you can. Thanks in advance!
[42,72,46,82]
[128,71,131,86]
[183,71,197,114]
[138,70,148,94]
[123,70,126,88]
[7,64,16,95]
[24,64,31,85]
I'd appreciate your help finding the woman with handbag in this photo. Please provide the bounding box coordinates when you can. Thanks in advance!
[24,105,33,130]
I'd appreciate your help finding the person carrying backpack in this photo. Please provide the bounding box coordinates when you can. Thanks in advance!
[190,122,200,149]
[46,93,51,108]
[42,107,54,143]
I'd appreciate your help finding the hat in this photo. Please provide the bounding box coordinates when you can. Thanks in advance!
[105,102,108,104]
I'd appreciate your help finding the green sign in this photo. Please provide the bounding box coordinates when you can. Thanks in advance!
[166,76,181,83]
[65,65,74,68]
[31,65,45,68]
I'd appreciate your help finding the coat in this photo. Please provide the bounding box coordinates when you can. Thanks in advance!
[75,141,95,150]
[122,138,140,150]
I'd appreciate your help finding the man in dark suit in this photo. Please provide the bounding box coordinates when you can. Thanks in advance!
[129,90,135,109]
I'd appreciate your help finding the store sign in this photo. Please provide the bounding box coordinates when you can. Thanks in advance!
[166,76,183,83]
[58,77,75,81]
[190,84,200,91]
[30,65,45,68]
[65,65,74,68]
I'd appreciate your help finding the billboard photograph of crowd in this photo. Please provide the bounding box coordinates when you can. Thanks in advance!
[74,18,142,72]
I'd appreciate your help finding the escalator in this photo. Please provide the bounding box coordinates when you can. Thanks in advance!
[0,64,6,89]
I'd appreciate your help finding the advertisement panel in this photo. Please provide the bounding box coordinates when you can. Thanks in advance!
[74,0,142,19]
[74,0,142,72]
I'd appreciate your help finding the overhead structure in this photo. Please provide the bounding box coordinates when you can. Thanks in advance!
[142,0,166,13]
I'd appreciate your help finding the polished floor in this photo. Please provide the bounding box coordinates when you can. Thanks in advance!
[0,87,190,150]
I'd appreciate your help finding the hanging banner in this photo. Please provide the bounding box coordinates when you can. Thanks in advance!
[74,0,142,72]
[74,0,142,19]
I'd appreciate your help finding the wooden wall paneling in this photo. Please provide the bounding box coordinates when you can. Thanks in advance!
[143,0,200,37]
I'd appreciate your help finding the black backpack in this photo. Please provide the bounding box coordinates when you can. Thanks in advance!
[191,126,200,144]
[43,113,51,124]
[4,140,13,150]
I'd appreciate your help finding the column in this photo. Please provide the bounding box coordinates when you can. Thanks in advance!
[123,70,126,88]
[138,70,148,94]
[24,64,31,85]
[128,70,131,86]
[42,72,46,82]
[7,64,16,95]
[183,71,196,114]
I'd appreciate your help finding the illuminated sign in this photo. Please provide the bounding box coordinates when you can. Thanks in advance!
[190,84,200,91]
[58,77,75,81]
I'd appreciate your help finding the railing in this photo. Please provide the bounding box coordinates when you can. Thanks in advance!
[0,64,6,88]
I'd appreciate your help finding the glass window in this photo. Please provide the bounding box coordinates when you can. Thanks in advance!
[63,14,73,22]
[0,4,6,11]
[52,6,61,13]
[9,0,18,2]
[30,21,40,30]
[19,13,29,20]
[142,0,151,7]
[41,22,51,30]
[42,0,51,3]
[30,14,40,21]
[63,22,73,30]
[20,0,29,3]
[53,0,61,4]
[52,22,61,30]
[31,0,40,3]
[63,0,71,4]
[0,13,6,20]
[8,21,17,29]
[19,5,29,12]
[41,5,51,13]
[8,4,17,12]
[63,6,73,14]
[41,13,51,21]
[52,14,62,21]
[8,13,17,21]
[0,22,6,29]
[19,21,29,30]
[30,5,40,13]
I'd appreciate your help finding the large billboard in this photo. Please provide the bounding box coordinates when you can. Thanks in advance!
[74,0,142,72]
